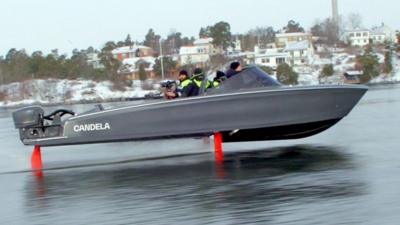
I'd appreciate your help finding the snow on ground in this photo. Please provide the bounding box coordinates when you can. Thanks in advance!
[0,79,157,108]
[370,55,400,83]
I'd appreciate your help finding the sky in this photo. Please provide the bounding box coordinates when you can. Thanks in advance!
[0,0,398,56]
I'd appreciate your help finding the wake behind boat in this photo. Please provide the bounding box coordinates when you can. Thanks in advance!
[12,66,368,147]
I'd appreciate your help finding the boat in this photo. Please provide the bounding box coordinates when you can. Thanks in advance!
[12,66,368,147]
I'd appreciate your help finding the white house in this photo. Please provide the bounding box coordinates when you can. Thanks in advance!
[226,39,242,56]
[345,29,371,47]
[179,38,215,65]
[371,24,397,43]
[253,46,288,68]
[86,52,104,69]
[370,32,386,44]
[253,39,314,68]
[284,40,314,66]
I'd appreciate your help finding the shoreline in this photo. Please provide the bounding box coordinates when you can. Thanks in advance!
[1,81,399,110]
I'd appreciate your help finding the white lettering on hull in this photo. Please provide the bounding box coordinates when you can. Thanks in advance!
[73,123,111,132]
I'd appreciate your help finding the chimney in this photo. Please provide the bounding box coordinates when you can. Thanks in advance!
[332,0,339,24]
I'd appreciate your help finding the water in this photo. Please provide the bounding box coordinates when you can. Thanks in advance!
[1,84,400,225]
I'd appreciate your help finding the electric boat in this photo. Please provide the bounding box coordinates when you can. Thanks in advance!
[12,66,368,147]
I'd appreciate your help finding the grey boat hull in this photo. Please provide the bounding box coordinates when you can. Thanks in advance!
[18,85,367,147]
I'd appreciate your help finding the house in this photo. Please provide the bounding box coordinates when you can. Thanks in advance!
[252,39,314,68]
[86,52,104,69]
[119,57,156,80]
[112,44,154,61]
[345,29,371,47]
[179,38,218,66]
[371,24,397,44]
[283,40,314,66]
[253,47,288,69]
[226,39,242,56]
[370,32,386,44]
[111,44,157,80]
[275,32,313,48]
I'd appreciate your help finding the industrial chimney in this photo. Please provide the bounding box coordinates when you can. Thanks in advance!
[332,0,339,24]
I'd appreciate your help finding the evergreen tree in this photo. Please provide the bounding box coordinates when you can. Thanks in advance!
[4,48,30,81]
[153,56,178,78]
[259,66,274,75]
[383,43,393,74]
[356,44,380,82]
[125,34,133,46]
[276,63,298,85]
[209,21,232,50]
[165,32,184,55]
[99,41,121,80]
[283,20,305,33]
[144,29,161,53]
[199,27,211,38]
[138,64,147,81]
[320,64,334,77]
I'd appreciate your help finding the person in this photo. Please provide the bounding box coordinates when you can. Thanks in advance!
[164,70,192,99]
[226,61,242,78]
[213,71,226,87]
[187,68,212,96]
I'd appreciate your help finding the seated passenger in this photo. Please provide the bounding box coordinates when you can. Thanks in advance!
[164,70,192,99]
[213,71,226,87]
[226,61,242,78]
[187,68,212,96]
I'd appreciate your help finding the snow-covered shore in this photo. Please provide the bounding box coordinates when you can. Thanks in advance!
[0,79,157,108]
[1,52,399,109]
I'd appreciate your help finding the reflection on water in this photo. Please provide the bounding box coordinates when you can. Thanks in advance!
[23,145,365,225]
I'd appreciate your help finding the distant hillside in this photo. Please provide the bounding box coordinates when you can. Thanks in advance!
[0,79,157,108]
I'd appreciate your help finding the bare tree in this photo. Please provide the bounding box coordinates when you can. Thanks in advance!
[347,13,363,29]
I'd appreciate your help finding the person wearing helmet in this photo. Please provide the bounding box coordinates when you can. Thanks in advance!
[189,68,212,96]
[212,70,226,87]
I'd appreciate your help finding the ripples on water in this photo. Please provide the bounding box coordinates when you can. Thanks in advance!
[8,145,365,225]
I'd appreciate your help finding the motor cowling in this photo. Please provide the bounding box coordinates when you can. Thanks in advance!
[12,106,44,129]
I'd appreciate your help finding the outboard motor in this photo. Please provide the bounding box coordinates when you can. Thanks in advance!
[13,106,45,129]
[12,106,75,141]
[13,106,47,140]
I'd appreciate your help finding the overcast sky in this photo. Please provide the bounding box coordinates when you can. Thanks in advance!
[0,0,398,56]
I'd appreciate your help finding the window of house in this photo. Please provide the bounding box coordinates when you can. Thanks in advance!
[349,33,355,37]
[262,58,270,63]
[276,58,285,64]
[356,33,361,37]
[300,50,304,55]
[363,32,368,36]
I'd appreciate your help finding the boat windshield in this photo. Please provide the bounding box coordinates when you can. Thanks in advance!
[206,66,281,94]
